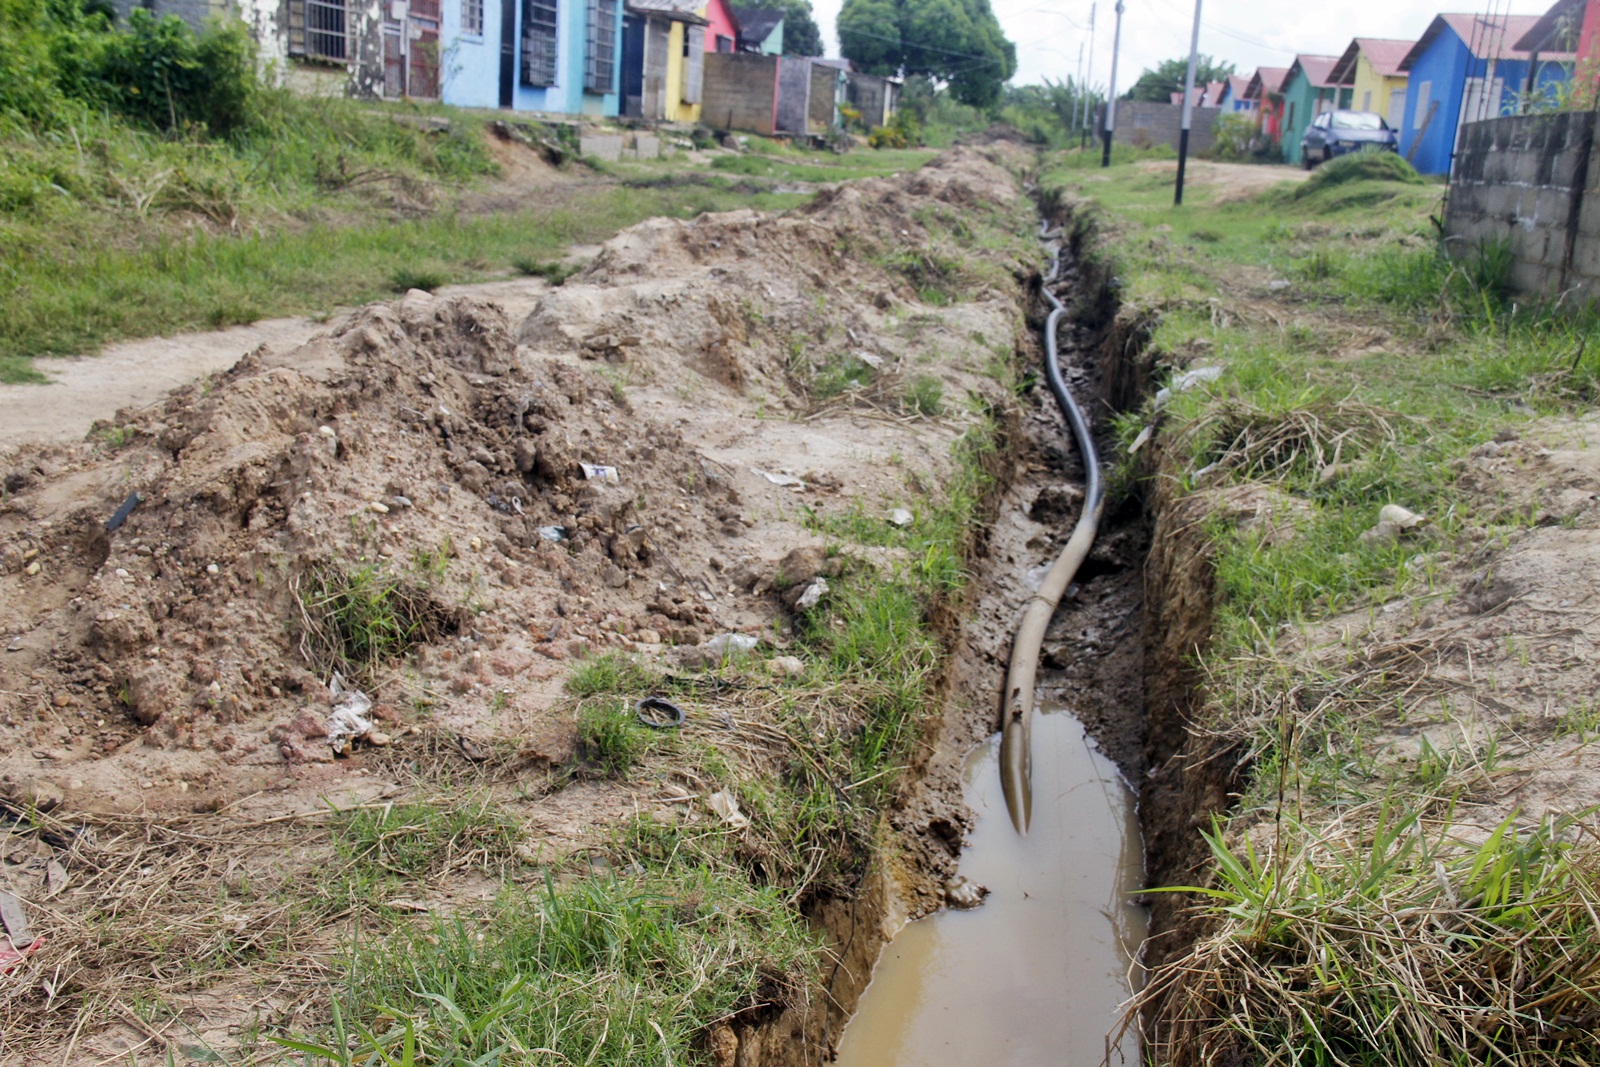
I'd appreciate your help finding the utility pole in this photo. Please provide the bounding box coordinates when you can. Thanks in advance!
[1173,0,1202,204]
[1101,0,1124,166]
[1081,2,1096,150]
[1074,41,1086,145]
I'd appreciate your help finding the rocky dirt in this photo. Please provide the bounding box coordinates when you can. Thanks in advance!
[0,143,1049,1063]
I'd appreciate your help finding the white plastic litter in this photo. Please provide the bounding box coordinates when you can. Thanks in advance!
[326,673,375,754]
[704,633,759,656]
[1379,504,1427,529]
[1153,365,1224,409]
[750,467,806,489]
[580,464,620,482]
[707,790,751,829]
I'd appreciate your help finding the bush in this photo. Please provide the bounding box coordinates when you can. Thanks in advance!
[869,107,923,150]
[90,9,261,135]
[1210,113,1259,161]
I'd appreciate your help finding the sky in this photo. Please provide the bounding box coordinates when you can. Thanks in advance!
[807,0,1556,91]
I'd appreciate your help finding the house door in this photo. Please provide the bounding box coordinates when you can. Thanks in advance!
[1455,76,1504,153]
[499,0,516,107]
[383,15,406,97]
[1387,88,1404,130]
[407,0,441,99]
[621,15,645,118]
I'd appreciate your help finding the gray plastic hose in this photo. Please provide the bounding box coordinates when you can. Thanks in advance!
[999,226,1105,835]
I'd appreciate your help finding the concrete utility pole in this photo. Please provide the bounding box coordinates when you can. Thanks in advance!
[1174,0,1202,204]
[1101,0,1124,166]
[1074,41,1086,143]
[1081,3,1096,150]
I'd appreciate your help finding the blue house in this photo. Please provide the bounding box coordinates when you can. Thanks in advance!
[440,0,626,116]
[1215,75,1256,113]
[1398,12,1571,175]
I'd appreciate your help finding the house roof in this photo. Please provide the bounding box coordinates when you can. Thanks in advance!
[732,6,782,44]
[1243,66,1290,99]
[1515,0,1584,52]
[1329,37,1415,83]
[1202,80,1226,105]
[1220,74,1249,102]
[627,0,709,22]
[1287,54,1346,89]
[1399,13,1574,70]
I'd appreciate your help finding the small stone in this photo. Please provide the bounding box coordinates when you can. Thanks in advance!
[52,691,72,708]
[768,655,805,677]
[945,875,989,909]
[114,568,130,579]
[23,561,40,577]
[318,426,336,438]
[370,501,390,514]
[636,628,663,645]
[366,730,392,746]
[469,537,483,552]
[206,563,220,576]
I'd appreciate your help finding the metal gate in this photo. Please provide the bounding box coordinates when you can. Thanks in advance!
[381,0,441,99]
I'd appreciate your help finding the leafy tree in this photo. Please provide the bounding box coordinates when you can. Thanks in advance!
[1125,55,1235,102]
[765,0,823,56]
[838,0,1016,110]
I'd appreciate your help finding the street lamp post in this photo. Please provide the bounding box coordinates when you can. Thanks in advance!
[1174,0,1202,204]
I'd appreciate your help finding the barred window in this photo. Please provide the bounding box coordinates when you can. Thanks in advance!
[522,0,558,86]
[303,0,349,61]
[584,0,616,94]
[461,0,483,35]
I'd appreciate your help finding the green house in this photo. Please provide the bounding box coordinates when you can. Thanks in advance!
[1281,54,1353,164]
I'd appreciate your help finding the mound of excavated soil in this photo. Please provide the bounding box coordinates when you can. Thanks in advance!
[0,144,1033,826]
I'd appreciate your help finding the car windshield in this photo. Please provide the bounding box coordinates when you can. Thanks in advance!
[1331,111,1385,130]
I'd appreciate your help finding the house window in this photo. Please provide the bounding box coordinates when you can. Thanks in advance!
[302,0,348,61]
[522,0,558,86]
[1414,81,1431,129]
[1362,90,1371,112]
[461,0,483,36]
[715,34,732,52]
[584,0,616,92]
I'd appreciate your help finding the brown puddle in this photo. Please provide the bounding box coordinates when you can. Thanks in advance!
[835,707,1146,1066]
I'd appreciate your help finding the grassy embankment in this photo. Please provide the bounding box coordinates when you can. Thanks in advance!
[1041,149,1600,1062]
[0,98,945,384]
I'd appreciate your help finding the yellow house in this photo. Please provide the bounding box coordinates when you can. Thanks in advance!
[622,0,710,123]
[1329,38,1415,130]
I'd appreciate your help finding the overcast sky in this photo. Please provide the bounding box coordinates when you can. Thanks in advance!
[809,0,1555,91]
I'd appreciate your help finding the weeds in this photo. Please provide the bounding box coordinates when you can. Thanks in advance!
[294,561,450,679]
[389,266,448,293]
[903,374,945,416]
[511,255,579,284]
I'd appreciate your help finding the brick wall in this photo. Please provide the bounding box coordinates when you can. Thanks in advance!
[1107,102,1219,154]
[702,53,778,134]
[1445,112,1600,298]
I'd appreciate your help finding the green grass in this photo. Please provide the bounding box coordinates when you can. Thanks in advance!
[295,560,451,679]
[0,182,806,381]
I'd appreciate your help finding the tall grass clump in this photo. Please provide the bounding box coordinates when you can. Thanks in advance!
[1132,806,1600,1066]
[279,872,819,1067]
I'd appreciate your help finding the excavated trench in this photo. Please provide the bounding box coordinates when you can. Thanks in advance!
[739,198,1215,1065]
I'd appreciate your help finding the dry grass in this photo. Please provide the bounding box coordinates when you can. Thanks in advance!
[1124,805,1600,1066]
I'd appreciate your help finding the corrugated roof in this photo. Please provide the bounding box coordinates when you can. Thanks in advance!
[1244,66,1290,99]
[732,7,783,44]
[1291,54,1344,89]
[1330,37,1416,83]
[628,0,706,17]
[1515,0,1584,52]
[1400,13,1575,69]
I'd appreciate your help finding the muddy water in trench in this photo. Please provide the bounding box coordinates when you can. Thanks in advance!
[834,707,1145,1066]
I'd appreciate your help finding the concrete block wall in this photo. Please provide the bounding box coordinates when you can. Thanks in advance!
[1445,112,1600,299]
[702,53,778,134]
[1111,102,1219,154]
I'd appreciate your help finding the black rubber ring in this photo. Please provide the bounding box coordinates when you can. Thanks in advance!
[635,696,685,729]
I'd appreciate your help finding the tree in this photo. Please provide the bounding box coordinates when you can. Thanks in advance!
[766,0,823,56]
[838,0,1016,110]
[1125,55,1235,102]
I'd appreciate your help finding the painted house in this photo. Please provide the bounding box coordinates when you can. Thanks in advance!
[701,0,739,53]
[1216,74,1256,112]
[436,0,625,114]
[1243,66,1290,145]
[619,0,709,121]
[1280,54,1350,164]
[733,6,783,53]
[1329,38,1413,129]
[1398,13,1572,175]
[1515,0,1596,103]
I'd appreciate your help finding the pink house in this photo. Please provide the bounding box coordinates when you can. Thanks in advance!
[700,0,739,52]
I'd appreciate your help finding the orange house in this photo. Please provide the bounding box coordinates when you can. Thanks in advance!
[1244,66,1290,144]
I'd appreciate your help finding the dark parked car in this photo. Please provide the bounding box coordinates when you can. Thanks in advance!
[1300,110,1399,169]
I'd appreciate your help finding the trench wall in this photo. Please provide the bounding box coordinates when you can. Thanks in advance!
[1445,111,1600,298]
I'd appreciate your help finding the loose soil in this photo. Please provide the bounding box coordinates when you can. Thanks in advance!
[0,143,1062,1064]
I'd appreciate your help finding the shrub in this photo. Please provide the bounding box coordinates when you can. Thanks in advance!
[1294,151,1423,198]
[90,10,261,135]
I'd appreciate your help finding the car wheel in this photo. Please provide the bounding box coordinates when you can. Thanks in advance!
[1302,151,1314,171]
[1324,148,1334,165]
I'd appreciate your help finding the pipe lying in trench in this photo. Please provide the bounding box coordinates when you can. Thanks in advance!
[999,222,1106,835]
